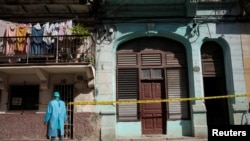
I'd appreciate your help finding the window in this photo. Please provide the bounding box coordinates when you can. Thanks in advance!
[8,85,39,110]
[141,68,163,79]
[117,69,139,121]
[167,68,189,119]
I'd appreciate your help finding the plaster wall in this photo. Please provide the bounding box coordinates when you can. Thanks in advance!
[241,23,250,103]
[0,73,94,112]
[0,72,98,140]
[95,21,250,140]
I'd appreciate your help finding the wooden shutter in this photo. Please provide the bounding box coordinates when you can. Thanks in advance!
[141,53,162,66]
[117,69,139,120]
[166,52,186,67]
[117,54,137,66]
[167,68,189,119]
[201,42,224,77]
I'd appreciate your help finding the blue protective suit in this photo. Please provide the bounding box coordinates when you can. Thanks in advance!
[44,99,67,137]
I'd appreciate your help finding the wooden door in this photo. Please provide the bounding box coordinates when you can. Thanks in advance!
[141,81,166,134]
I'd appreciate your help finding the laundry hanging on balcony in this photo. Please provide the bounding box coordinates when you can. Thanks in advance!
[0,20,73,56]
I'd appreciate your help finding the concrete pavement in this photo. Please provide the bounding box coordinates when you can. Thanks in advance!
[1,136,208,141]
[116,136,208,141]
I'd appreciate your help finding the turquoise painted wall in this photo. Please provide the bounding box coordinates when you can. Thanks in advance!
[95,21,249,140]
[117,122,142,137]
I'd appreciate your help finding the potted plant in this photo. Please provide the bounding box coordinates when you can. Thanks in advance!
[84,54,95,65]
[71,23,89,39]
[69,23,90,62]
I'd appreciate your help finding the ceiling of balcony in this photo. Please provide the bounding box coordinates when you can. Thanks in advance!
[0,0,98,24]
[0,0,241,24]
[100,0,188,19]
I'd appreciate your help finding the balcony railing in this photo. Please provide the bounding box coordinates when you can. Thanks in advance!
[196,0,237,10]
[0,35,95,65]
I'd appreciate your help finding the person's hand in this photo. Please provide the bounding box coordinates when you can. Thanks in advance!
[44,122,47,125]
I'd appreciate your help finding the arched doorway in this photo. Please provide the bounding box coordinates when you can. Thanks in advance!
[201,41,230,126]
[116,37,190,134]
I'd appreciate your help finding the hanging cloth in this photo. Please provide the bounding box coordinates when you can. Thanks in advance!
[43,22,54,53]
[16,24,27,52]
[51,23,59,43]
[58,22,66,41]
[66,20,73,35]
[5,23,16,56]
[25,23,32,54]
[43,22,52,45]
[30,24,44,55]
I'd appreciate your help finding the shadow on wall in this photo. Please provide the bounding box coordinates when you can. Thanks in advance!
[216,23,250,34]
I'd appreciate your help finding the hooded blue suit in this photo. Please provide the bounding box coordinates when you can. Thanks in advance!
[44,95,67,137]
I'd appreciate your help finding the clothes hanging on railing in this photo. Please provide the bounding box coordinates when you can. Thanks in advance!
[16,24,28,53]
[66,20,73,36]
[30,24,44,55]
[43,22,54,49]
[5,23,16,56]
[1,19,74,56]
[25,23,32,54]
[51,23,59,43]
[58,22,66,41]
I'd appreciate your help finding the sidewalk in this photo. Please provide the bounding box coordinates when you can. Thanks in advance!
[116,136,208,141]
[0,136,208,141]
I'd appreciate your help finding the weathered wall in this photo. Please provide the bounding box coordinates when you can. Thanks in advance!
[95,21,249,140]
[241,23,250,103]
[73,113,101,141]
[0,113,100,141]
[0,68,98,141]
[0,113,47,140]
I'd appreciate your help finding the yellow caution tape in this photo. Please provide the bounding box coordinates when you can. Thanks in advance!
[68,93,250,105]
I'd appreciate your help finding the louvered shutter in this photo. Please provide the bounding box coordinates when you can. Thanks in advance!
[166,52,186,67]
[201,43,224,77]
[117,54,137,66]
[167,68,189,119]
[141,54,162,66]
[117,69,139,120]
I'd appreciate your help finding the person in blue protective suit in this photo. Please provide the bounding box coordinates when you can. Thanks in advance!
[44,91,67,141]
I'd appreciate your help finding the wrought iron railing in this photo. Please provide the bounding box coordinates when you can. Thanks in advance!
[0,35,95,64]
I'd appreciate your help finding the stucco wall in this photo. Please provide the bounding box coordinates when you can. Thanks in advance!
[73,113,101,141]
[241,23,250,103]
[0,112,100,141]
[0,113,47,140]
[95,21,249,140]
[0,71,98,141]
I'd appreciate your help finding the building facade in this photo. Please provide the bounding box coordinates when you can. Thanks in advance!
[95,0,250,140]
[0,0,249,141]
[0,1,100,141]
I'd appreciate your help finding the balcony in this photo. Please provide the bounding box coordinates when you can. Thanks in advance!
[194,0,240,21]
[98,0,238,21]
[0,35,95,65]
[100,0,189,19]
[0,0,96,24]
[196,0,237,10]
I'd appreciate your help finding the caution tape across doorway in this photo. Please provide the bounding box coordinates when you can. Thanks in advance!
[68,93,250,105]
